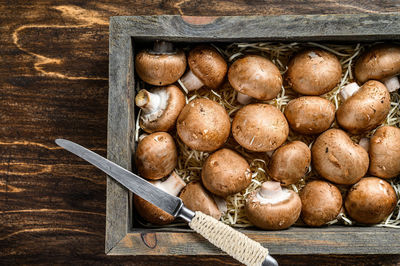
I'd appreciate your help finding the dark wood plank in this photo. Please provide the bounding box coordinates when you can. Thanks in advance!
[1,1,400,265]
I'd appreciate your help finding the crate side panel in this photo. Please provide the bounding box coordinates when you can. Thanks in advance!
[109,227,400,255]
[106,19,135,253]
[112,14,400,42]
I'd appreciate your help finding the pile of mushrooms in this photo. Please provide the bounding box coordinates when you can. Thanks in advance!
[131,40,400,230]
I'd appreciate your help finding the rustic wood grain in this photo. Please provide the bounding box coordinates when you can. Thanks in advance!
[1,1,400,265]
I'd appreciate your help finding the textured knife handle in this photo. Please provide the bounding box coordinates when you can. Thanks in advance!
[189,211,269,266]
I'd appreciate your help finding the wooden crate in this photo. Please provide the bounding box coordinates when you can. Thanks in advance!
[107,14,400,256]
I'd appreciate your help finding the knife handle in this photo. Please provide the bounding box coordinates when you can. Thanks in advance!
[188,211,278,266]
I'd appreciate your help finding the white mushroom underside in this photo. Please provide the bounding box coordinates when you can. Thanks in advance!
[383,76,400,92]
[140,90,169,122]
[255,188,291,205]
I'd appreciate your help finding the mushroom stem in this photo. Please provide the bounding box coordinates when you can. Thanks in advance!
[212,195,227,214]
[382,76,400,92]
[359,137,370,152]
[237,92,253,105]
[340,82,360,101]
[180,69,204,91]
[153,172,186,196]
[152,41,174,54]
[135,89,168,114]
[256,181,291,204]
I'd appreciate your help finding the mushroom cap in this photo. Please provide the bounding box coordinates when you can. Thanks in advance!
[228,55,283,101]
[369,126,400,178]
[284,96,335,135]
[336,80,391,134]
[188,46,227,89]
[232,104,289,152]
[135,132,177,180]
[202,148,252,197]
[177,98,230,152]
[179,181,221,220]
[286,49,342,95]
[299,180,342,227]
[355,44,400,83]
[345,177,397,224]
[135,49,187,86]
[245,183,301,230]
[268,141,311,186]
[133,194,174,225]
[311,129,369,185]
[139,85,186,133]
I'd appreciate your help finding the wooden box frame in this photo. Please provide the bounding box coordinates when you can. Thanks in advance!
[107,14,400,256]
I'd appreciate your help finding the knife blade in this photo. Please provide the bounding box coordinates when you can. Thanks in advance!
[55,138,278,266]
[55,139,185,217]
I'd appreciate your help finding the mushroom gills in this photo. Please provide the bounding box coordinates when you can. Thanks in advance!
[212,195,228,214]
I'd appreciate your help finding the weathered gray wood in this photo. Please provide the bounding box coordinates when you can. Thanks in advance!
[108,226,400,255]
[106,25,135,253]
[113,14,400,42]
[107,14,400,256]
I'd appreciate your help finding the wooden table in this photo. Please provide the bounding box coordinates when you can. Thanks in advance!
[1,1,400,265]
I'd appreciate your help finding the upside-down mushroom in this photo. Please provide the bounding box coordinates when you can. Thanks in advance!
[245,181,301,230]
[135,41,187,86]
[135,85,186,133]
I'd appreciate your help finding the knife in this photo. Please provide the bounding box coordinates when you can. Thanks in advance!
[55,139,278,266]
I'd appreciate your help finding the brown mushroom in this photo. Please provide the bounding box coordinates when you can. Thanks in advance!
[345,177,397,224]
[336,80,390,134]
[135,41,187,86]
[299,180,342,226]
[355,44,400,92]
[134,172,186,225]
[232,104,289,152]
[228,55,283,104]
[177,98,230,152]
[179,181,222,220]
[284,96,335,135]
[202,148,252,197]
[136,85,186,133]
[286,49,342,95]
[135,132,177,180]
[369,126,400,178]
[312,129,369,185]
[245,181,301,230]
[179,46,227,92]
[268,141,311,186]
